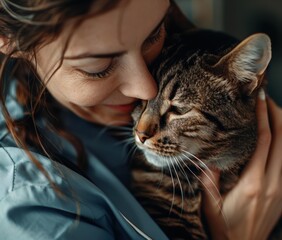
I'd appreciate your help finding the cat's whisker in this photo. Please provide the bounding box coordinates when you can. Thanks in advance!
[171,156,185,215]
[174,156,192,191]
[127,143,139,160]
[95,125,113,139]
[159,131,177,214]
[117,132,135,138]
[179,148,210,170]
[178,154,221,204]
[180,148,220,189]
[93,125,132,145]
[157,165,165,192]
[113,136,135,147]
[179,152,229,226]
[113,137,136,161]
[180,148,210,171]
[174,155,196,197]
[180,151,219,194]
[115,125,134,131]
[174,155,199,214]
[164,157,176,215]
[177,156,201,187]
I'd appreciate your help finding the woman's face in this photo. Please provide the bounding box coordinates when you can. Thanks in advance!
[36,0,170,126]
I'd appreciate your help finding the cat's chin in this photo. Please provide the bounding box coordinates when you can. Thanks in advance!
[143,151,175,168]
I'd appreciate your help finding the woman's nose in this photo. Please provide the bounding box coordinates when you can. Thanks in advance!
[119,54,158,100]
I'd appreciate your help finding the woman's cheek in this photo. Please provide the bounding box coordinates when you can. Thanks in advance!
[46,71,114,107]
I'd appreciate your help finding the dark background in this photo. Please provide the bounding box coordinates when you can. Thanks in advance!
[175,0,282,106]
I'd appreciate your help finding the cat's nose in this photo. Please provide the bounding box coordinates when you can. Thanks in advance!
[135,129,150,143]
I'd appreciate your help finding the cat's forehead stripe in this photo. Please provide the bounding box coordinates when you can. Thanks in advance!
[168,109,199,122]
[162,75,180,100]
[160,100,170,116]
[168,81,180,100]
[159,72,175,96]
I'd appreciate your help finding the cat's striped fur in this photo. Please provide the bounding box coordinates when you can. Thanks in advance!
[131,29,273,239]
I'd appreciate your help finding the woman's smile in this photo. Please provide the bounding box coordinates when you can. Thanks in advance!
[68,101,139,125]
[103,102,137,113]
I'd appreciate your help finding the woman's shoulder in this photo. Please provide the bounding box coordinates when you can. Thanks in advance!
[0,142,65,201]
[0,81,64,198]
[0,143,132,240]
[0,126,88,207]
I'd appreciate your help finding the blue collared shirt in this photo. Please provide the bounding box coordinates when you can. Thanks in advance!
[0,80,169,240]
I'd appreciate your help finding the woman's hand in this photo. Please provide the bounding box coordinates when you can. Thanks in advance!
[201,90,282,240]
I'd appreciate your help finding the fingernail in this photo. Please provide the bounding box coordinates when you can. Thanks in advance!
[258,89,266,101]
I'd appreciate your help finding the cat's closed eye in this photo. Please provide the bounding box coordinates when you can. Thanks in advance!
[169,105,190,115]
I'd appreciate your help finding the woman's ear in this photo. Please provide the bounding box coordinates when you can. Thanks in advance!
[0,37,24,58]
[0,37,5,50]
[0,37,10,54]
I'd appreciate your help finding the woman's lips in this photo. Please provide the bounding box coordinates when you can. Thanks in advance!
[104,103,137,113]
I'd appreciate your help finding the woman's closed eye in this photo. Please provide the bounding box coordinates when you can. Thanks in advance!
[74,57,117,79]
[143,23,165,51]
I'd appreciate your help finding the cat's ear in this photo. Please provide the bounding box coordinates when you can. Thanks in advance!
[216,33,272,95]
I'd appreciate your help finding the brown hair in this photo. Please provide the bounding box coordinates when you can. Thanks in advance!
[0,0,120,190]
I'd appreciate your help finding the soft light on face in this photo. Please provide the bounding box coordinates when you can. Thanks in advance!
[35,0,170,126]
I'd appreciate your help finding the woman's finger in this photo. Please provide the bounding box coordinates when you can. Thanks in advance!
[201,169,221,213]
[263,98,282,199]
[241,89,271,179]
[200,170,228,240]
[265,98,282,173]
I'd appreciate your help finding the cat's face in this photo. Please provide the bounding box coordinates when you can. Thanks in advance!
[132,30,271,170]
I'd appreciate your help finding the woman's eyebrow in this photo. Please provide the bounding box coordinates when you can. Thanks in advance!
[64,7,170,60]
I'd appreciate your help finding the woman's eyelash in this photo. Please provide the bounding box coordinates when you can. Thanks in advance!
[76,61,116,79]
[146,24,165,45]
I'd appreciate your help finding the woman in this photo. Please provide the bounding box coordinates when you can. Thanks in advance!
[0,0,281,239]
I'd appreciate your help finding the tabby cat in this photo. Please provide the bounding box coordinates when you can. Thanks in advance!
[131,29,275,240]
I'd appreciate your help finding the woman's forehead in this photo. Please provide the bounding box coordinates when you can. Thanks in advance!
[65,0,170,56]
